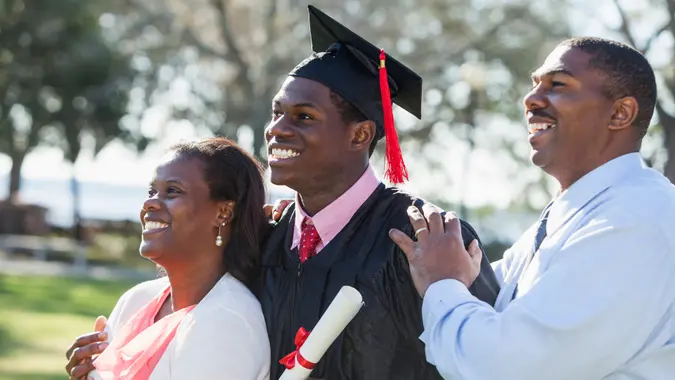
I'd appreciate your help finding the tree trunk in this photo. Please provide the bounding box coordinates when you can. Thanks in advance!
[7,151,25,202]
[663,126,675,184]
[253,129,266,160]
[659,0,674,184]
[70,174,84,242]
[0,150,26,235]
[656,104,675,184]
[251,105,272,160]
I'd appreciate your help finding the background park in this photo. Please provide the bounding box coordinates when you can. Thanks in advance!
[0,0,673,378]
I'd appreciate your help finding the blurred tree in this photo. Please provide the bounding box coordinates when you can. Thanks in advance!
[103,0,308,157]
[106,0,572,215]
[0,0,140,238]
[611,0,675,184]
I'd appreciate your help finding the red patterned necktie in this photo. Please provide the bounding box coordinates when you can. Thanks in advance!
[298,218,321,263]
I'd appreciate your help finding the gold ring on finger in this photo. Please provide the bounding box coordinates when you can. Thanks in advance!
[414,227,428,238]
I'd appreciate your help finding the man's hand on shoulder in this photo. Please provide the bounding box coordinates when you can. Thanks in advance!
[389,203,482,297]
[263,199,293,222]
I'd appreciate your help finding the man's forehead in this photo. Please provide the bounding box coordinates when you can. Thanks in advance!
[273,76,329,105]
[532,45,588,78]
[272,77,294,102]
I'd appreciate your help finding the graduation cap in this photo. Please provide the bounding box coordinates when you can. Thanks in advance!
[288,5,423,184]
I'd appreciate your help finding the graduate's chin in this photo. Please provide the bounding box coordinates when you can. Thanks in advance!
[268,168,296,187]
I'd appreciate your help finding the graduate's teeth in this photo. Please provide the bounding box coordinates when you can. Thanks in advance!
[144,221,169,231]
[528,123,556,134]
[271,148,300,160]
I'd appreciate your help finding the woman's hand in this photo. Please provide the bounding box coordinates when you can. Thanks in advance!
[65,316,108,379]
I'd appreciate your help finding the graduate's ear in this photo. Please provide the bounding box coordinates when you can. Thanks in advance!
[349,120,376,153]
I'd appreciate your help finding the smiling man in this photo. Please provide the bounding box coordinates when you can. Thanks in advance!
[389,37,675,379]
[254,5,499,380]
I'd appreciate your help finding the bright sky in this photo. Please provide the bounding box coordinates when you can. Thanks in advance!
[0,0,670,212]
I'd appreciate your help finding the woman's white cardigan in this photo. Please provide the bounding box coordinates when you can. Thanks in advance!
[103,273,270,380]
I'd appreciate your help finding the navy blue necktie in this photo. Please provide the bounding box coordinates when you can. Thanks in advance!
[532,203,552,254]
[512,202,553,300]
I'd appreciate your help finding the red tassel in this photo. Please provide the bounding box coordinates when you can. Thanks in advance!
[378,49,408,184]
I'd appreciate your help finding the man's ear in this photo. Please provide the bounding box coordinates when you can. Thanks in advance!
[350,120,376,153]
[608,96,638,131]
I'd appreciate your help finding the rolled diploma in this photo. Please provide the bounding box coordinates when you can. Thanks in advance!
[279,286,364,380]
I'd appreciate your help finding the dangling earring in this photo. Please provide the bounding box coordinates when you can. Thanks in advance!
[215,222,225,247]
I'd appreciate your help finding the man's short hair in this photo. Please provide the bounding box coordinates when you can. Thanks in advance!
[329,90,379,156]
[558,37,657,137]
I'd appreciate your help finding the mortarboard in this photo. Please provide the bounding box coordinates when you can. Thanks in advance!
[288,5,423,184]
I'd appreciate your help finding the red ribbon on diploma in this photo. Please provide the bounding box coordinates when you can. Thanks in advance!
[279,327,316,370]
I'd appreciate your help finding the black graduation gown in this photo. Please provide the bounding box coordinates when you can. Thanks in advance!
[254,184,500,380]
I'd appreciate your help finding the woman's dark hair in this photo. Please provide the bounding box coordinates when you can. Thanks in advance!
[168,137,269,287]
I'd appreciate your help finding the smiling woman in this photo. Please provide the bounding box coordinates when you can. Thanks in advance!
[139,139,268,286]
[64,137,272,380]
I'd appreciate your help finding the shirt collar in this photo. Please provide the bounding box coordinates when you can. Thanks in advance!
[292,165,381,249]
[546,152,645,236]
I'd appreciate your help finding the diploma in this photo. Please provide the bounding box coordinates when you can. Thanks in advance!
[279,286,364,380]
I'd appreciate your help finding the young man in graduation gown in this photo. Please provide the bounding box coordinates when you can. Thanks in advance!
[255,6,500,380]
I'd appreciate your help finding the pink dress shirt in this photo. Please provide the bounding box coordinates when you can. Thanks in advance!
[292,165,381,253]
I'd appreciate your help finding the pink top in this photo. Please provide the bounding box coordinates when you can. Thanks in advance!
[292,165,381,253]
[93,285,195,380]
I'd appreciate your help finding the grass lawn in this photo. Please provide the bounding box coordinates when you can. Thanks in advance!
[0,275,137,379]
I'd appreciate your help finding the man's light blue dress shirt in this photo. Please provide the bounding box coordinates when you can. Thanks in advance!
[421,153,675,380]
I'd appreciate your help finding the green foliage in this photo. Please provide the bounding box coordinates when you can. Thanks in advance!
[0,0,139,195]
[0,274,136,378]
[0,274,131,318]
